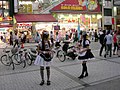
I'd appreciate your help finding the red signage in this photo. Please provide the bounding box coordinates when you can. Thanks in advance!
[51,0,101,12]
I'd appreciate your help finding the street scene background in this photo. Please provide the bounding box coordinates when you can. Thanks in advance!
[0,42,120,90]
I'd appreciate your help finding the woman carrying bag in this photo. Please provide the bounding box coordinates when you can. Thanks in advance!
[34,31,52,86]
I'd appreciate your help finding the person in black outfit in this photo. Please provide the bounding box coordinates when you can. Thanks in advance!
[35,31,51,86]
[78,34,94,79]
[94,30,98,42]
[10,32,13,45]
[99,30,106,56]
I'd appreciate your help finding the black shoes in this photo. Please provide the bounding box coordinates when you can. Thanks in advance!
[85,73,88,77]
[104,54,106,58]
[39,80,51,86]
[47,81,51,85]
[39,80,44,86]
[78,73,88,79]
[78,75,84,79]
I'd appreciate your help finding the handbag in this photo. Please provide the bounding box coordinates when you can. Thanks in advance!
[34,55,41,65]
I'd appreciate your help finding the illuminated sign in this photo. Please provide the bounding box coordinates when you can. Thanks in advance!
[19,4,32,13]
[17,23,32,29]
[60,0,98,11]
[61,5,84,10]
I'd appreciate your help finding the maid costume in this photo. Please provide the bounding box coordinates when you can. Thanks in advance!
[78,39,94,60]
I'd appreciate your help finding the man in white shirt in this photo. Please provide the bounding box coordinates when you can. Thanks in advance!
[104,30,113,58]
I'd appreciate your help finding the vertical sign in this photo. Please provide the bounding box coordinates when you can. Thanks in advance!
[14,0,18,13]
[22,4,27,13]
[19,4,32,13]
[27,4,32,13]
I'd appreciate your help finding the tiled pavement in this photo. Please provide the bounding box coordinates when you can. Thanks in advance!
[0,42,120,90]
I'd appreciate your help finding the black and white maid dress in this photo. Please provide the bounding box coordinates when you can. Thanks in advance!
[78,39,94,60]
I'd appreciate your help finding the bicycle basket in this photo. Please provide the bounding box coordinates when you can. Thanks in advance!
[11,47,18,54]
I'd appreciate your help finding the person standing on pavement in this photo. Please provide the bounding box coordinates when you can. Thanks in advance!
[117,30,120,57]
[35,32,41,43]
[91,29,94,41]
[13,32,19,48]
[78,34,94,79]
[10,32,13,45]
[21,32,25,44]
[34,30,52,86]
[55,32,61,47]
[94,30,98,42]
[113,30,118,55]
[50,31,54,47]
[104,30,113,58]
[99,30,106,56]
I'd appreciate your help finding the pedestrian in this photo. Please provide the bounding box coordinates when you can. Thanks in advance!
[78,34,94,79]
[113,30,118,55]
[3,33,6,43]
[50,31,54,47]
[91,29,94,41]
[117,30,120,57]
[65,31,69,40]
[104,30,113,58]
[99,30,106,56]
[73,30,78,43]
[10,32,13,45]
[35,32,41,43]
[13,32,19,48]
[34,30,52,86]
[21,32,25,43]
[79,31,83,45]
[94,30,98,42]
[55,32,61,47]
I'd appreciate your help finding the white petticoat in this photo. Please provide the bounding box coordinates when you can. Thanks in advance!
[34,55,51,67]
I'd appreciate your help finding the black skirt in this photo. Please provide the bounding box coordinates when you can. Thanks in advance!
[78,49,94,60]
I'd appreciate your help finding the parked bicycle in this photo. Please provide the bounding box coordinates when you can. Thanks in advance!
[56,41,78,62]
[12,48,28,68]
[1,46,15,70]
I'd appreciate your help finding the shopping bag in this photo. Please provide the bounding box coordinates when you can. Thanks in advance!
[34,55,41,65]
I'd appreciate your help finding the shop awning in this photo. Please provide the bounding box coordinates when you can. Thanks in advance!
[0,25,13,28]
[50,0,101,14]
[15,14,58,22]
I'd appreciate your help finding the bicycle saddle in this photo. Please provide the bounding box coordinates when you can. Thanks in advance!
[30,48,37,54]
[5,51,10,53]
[23,49,27,51]
[19,51,23,54]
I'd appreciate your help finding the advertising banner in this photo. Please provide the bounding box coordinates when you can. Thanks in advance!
[14,0,19,13]
[114,0,120,6]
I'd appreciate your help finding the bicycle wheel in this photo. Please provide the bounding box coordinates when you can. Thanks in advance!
[57,50,66,62]
[11,54,21,65]
[25,54,32,65]
[19,55,26,68]
[21,60,26,68]
[1,55,11,66]
[11,61,15,70]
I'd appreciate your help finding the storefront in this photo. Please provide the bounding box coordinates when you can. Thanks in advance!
[50,0,102,34]
[0,0,13,42]
[14,14,57,41]
[115,8,120,30]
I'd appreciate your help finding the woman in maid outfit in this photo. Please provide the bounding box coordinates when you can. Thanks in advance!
[78,34,94,79]
[34,30,52,86]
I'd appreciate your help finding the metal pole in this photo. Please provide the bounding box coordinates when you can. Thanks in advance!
[102,0,104,30]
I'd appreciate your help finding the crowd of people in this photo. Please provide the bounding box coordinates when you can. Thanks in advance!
[0,28,120,86]
[34,29,95,86]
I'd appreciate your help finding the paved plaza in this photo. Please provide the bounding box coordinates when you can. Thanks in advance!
[0,42,120,90]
